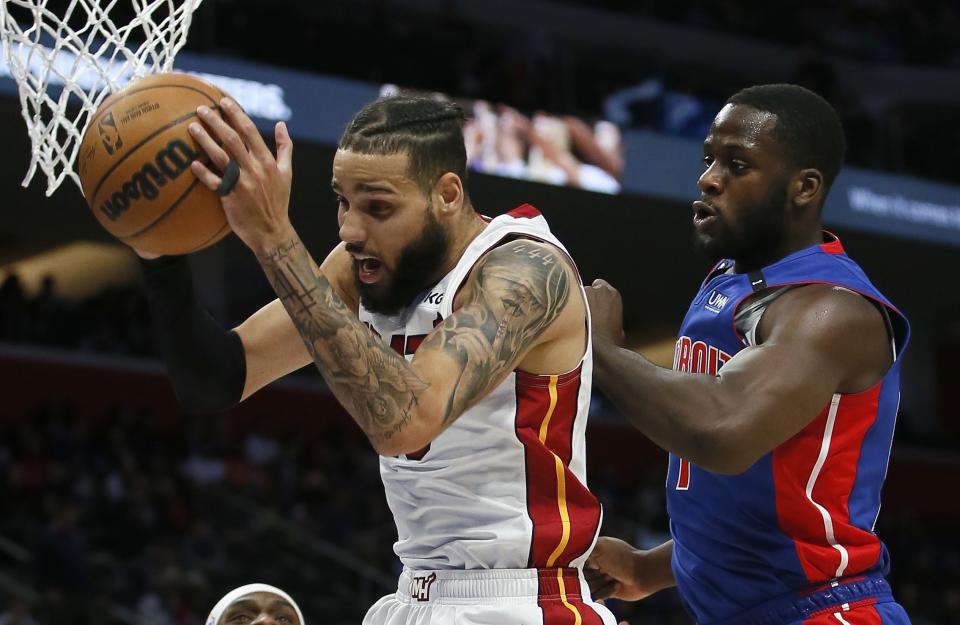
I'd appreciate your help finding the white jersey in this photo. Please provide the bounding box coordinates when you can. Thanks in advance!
[359,205,601,571]
[363,568,618,625]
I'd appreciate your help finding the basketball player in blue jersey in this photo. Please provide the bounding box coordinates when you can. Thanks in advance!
[585,84,911,625]
[135,95,617,625]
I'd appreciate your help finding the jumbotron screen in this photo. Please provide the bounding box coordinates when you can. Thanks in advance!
[381,84,624,195]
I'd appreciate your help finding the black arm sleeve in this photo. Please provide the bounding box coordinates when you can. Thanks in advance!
[140,256,246,412]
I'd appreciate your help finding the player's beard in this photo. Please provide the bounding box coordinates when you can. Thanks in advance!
[356,206,450,316]
[693,182,790,272]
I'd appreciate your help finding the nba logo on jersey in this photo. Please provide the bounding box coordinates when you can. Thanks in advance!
[409,573,437,602]
[704,290,730,314]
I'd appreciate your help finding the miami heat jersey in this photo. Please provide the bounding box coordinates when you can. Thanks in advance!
[359,205,602,571]
[667,234,910,623]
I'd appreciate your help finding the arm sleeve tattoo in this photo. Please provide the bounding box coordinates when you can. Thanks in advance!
[418,238,570,422]
[257,235,571,450]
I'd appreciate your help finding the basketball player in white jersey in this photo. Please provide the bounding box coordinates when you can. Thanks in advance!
[136,95,616,625]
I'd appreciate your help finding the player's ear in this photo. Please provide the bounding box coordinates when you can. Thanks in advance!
[792,168,823,214]
[434,172,464,215]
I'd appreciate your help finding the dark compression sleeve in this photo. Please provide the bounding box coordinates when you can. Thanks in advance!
[140,256,246,412]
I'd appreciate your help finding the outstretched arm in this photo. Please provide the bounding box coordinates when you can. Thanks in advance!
[587,279,892,474]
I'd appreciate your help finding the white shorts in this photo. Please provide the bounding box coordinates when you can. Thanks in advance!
[363,567,618,625]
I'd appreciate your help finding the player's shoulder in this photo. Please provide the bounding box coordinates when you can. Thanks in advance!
[453,238,577,311]
[473,238,576,288]
[760,283,885,347]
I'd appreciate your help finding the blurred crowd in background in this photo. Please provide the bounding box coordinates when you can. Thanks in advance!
[1,394,957,625]
[563,0,960,67]
[0,275,151,358]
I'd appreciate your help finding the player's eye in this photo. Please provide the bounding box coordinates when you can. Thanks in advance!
[367,202,391,217]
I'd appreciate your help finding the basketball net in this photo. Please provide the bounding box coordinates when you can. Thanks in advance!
[0,0,204,196]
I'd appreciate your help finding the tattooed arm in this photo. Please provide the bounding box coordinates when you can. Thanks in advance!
[257,235,578,456]
[233,242,358,400]
[184,98,579,452]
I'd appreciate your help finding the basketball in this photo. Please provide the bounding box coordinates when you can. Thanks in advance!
[77,72,232,256]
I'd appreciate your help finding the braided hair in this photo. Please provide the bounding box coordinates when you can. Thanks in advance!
[339,96,469,196]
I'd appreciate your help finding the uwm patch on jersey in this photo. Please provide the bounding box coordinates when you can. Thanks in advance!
[704,289,731,314]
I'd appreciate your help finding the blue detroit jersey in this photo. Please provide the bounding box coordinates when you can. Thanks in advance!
[667,234,910,624]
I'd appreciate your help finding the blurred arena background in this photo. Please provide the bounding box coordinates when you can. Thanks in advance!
[0,1,958,624]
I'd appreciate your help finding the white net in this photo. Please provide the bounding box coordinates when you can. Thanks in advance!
[0,0,204,196]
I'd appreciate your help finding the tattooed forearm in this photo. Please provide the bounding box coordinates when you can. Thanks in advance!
[256,235,573,451]
[257,236,429,447]
[419,239,571,423]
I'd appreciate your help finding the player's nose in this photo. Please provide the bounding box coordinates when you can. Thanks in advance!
[697,161,722,196]
[338,210,367,246]
[251,614,276,625]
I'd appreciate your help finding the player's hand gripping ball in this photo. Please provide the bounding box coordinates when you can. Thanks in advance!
[78,72,234,256]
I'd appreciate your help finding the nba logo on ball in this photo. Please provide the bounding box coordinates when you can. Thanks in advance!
[98,112,123,155]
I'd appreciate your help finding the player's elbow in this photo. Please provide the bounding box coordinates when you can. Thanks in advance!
[370,391,452,456]
[687,421,759,475]
[700,449,759,475]
[368,414,438,458]
[370,433,431,458]
[371,437,406,458]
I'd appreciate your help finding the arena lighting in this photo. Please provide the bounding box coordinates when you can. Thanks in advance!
[0,242,139,300]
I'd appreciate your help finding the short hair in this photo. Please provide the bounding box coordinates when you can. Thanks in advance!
[339,96,469,195]
[727,84,845,191]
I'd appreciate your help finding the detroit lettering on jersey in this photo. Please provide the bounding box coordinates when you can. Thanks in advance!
[673,336,731,375]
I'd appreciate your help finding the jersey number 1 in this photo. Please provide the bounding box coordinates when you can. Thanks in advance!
[676,458,691,490]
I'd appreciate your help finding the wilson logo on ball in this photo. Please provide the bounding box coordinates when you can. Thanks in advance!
[99,138,198,222]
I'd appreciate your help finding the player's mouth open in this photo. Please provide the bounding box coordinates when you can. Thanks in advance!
[692,200,718,230]
[357,257,384,284]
